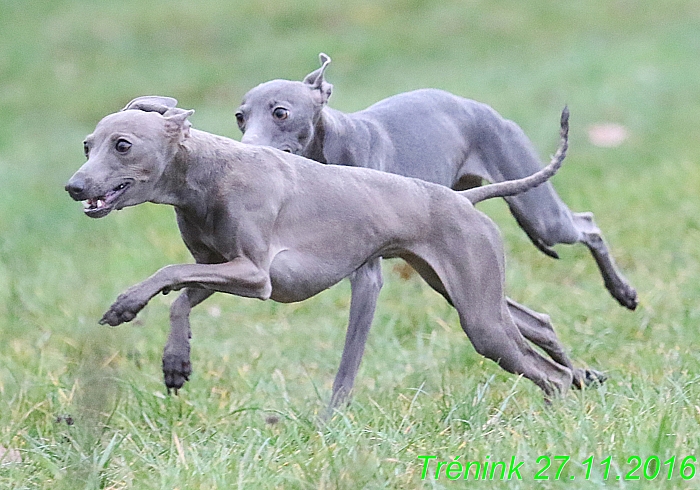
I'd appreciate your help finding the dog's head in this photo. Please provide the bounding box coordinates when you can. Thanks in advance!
[65,105,193,218]
[235,53,332,155]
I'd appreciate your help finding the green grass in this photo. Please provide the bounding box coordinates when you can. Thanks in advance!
[2,0,700,488]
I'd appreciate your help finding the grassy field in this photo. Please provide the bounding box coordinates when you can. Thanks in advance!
[2,0,700,488]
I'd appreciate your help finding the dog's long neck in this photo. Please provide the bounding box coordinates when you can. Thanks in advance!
[304,110,328,163]
[312,108,353,164]
[153,129,240,219]
[309,107,378,170]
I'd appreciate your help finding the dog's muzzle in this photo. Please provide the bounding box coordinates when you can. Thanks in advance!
[65,176,87,201]
[65,175,132,218]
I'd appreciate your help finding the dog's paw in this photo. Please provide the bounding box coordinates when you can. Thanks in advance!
[162,351,192,394]
[99,292,148,326]
[614,282,639,311]
[572,368,607,389]
[583,369,607,386]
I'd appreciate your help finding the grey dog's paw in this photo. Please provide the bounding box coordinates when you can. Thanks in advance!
[162,352,191,394]
[99,293,147,326]
[572,368,607,389]
[613,282,639,311]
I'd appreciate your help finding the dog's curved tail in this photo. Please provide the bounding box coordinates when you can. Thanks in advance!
[461,106,569,205]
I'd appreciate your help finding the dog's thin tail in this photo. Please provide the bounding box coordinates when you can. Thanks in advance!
[461,106,569,205]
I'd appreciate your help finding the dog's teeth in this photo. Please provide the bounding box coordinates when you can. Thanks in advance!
[82,201,90,209]
[97,199,105,208]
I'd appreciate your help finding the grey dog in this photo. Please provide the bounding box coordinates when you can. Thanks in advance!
[236,54,638,315]
[65,97,601,411]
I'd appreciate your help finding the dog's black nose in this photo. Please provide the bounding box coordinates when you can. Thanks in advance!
[65,177,86,199]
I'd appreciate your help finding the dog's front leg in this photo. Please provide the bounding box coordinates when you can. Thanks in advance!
[162,288,214,394]
[326,258,383,417]
[99,258,271,326]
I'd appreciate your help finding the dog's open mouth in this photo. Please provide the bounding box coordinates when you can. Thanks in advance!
[82,182,131,218]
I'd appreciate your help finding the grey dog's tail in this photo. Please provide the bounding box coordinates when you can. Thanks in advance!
[461,106,569,205]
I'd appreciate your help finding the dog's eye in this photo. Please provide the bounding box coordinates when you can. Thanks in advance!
[235,112,245,129]
[273,107,289,120]
[83,142,90,159]
[115,139,132,153]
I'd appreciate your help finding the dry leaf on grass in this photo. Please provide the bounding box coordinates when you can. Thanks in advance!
[587,123,630,147]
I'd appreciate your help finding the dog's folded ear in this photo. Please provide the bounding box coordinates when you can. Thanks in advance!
[302,53,333,105]
[122,96,178,115]
[164,109,195,142]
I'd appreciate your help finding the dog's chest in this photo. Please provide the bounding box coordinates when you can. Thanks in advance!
[176,210,236,261]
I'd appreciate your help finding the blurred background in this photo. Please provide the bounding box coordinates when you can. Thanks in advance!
[1,0,700,486]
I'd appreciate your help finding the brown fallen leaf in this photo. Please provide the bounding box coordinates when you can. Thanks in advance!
[587,123,629,148]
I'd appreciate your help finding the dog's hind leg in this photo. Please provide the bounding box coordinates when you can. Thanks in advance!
[326,258,384,416]
[572,212,638,311]
[505,188,637,310]
[162,288,213,393]
[447,212,575,395]
[506,298,573,369]
[457,113,637,310]
[406,250,573,395]
[403,246,600,391]
[457,299,573,397]
[506,298,606,388]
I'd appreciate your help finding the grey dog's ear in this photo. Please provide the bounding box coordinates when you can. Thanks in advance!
[164,109,195,142]
[122,96,178,114]
[302,53,333,105]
